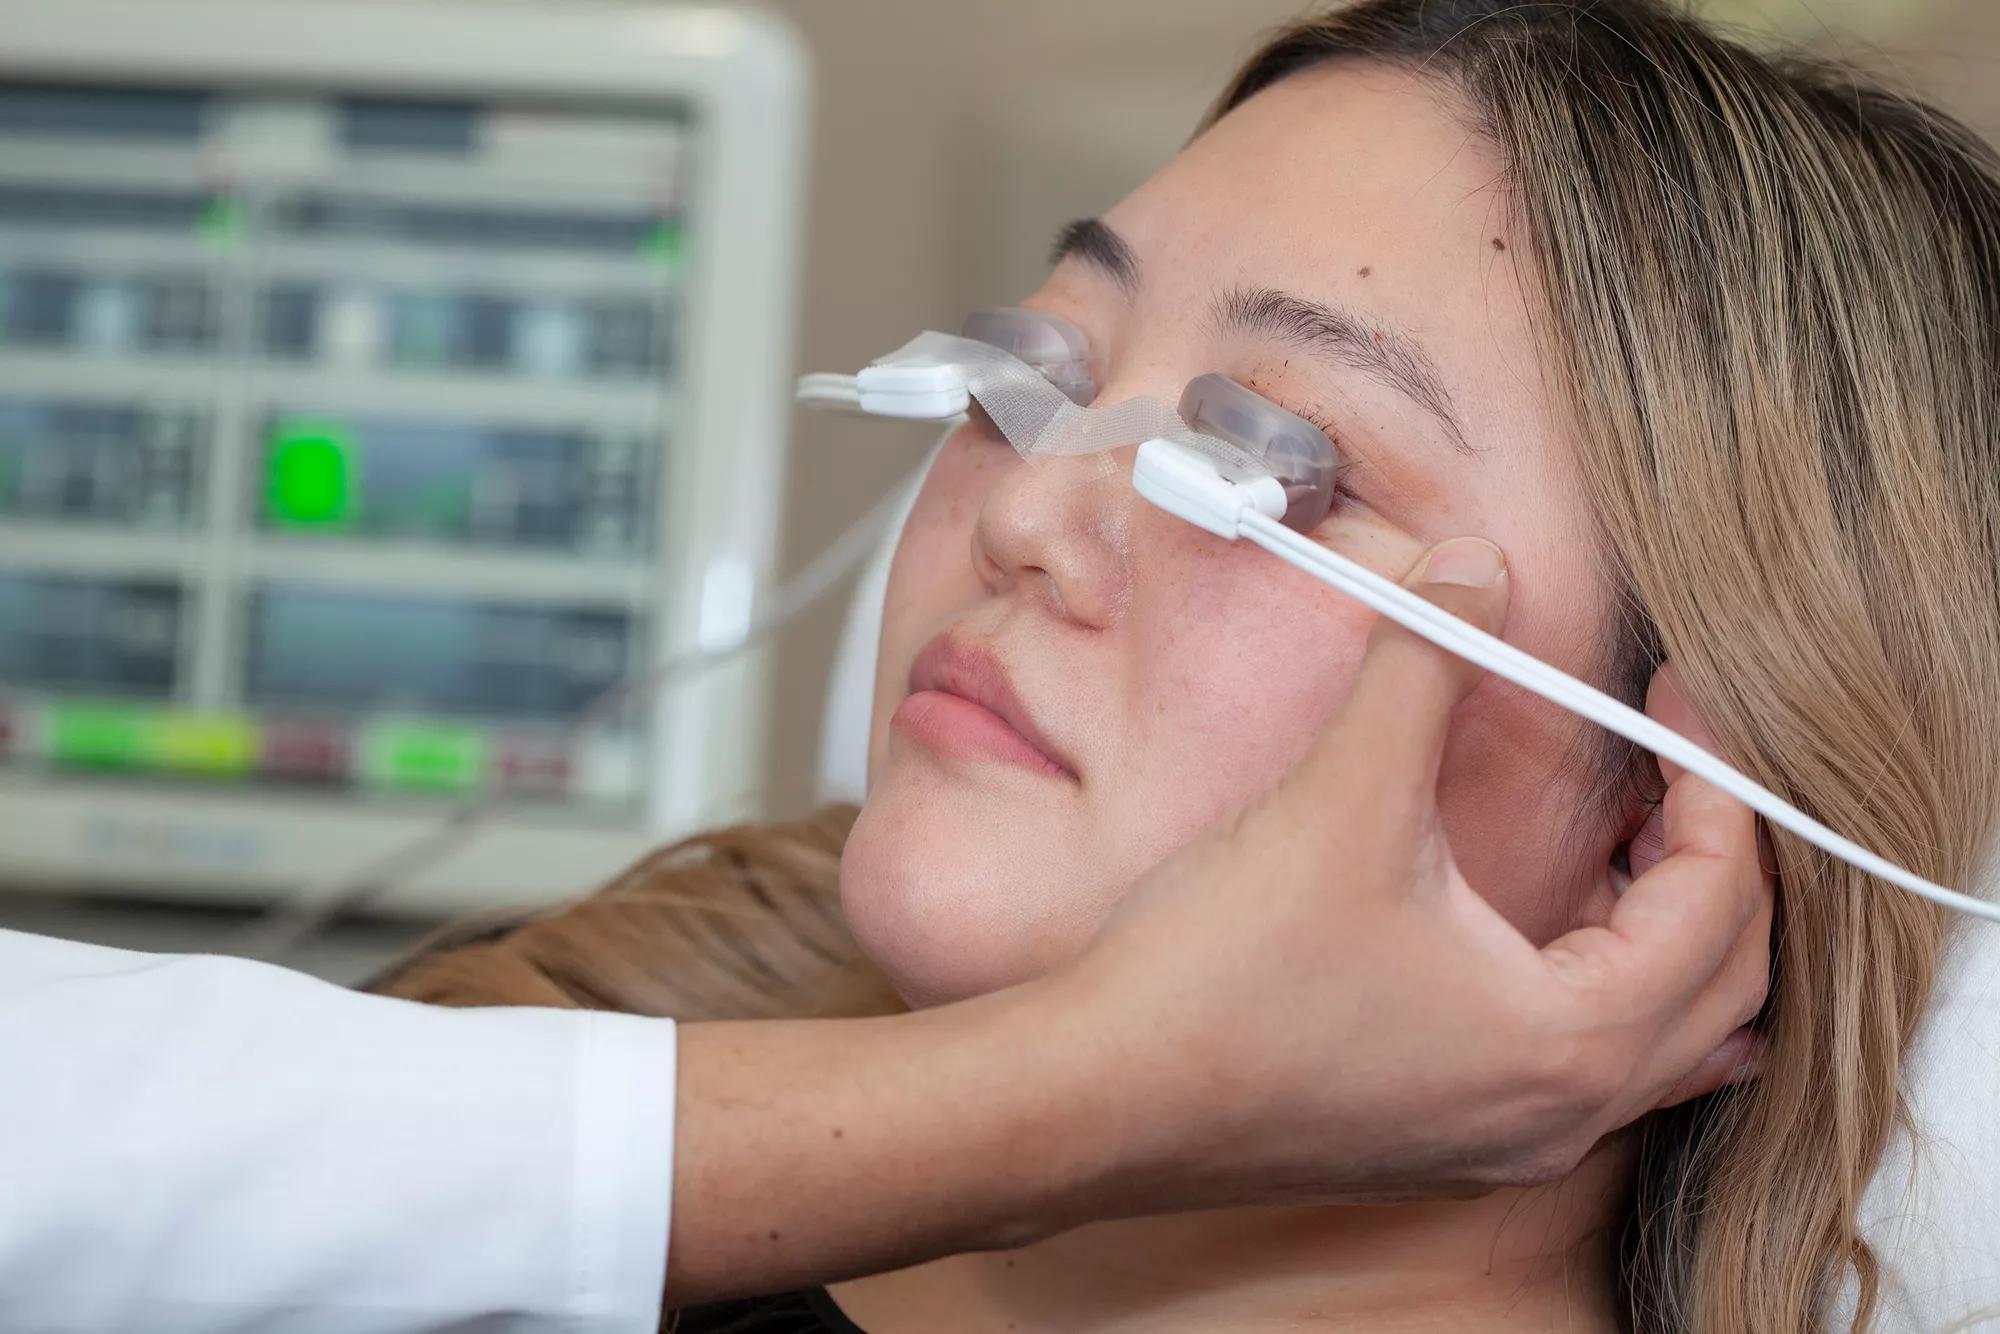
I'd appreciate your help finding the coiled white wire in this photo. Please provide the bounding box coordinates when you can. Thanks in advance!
[1238,509,2000,924]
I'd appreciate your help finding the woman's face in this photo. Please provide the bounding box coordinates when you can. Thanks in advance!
[844,63,1626,1006]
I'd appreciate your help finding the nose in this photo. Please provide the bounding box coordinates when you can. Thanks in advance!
[972,444,1140,630]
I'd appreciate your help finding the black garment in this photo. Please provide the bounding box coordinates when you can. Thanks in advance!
[670,1287,867,1333]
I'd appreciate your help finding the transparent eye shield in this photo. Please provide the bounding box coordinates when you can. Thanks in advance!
[796,310,2000,926]
[796,307,1341,532]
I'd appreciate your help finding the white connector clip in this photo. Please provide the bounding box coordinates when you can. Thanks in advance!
[797,365,972,419]
[1132,437,1288,539]
[855,363,971,419]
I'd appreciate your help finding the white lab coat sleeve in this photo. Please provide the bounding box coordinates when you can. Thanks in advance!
[0,928,677,1334]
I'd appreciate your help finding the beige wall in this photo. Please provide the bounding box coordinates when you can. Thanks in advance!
[752,0,1989,815]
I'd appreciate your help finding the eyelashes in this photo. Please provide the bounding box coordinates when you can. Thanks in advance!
[1322,465,1361,516]
[1277,389,1342,445]
[1266,396,1363,516]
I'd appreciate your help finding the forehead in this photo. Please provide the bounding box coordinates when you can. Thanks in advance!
[1100,63,1547,449]
[1110,63,1508,294]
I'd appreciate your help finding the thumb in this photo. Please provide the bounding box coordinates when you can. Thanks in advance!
[1233,536,1512,900]
[1325,537,1511,793]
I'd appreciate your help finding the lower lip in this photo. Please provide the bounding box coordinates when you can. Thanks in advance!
[892,690,1075,781]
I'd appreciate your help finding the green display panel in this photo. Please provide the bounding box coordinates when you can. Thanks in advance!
[47,703,256,777]
[361,721,488,794]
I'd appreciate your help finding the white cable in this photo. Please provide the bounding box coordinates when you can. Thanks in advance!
[797,372,861,409]
[1234,506,2000,925]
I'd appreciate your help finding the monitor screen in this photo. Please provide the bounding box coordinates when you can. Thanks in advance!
[0,79,695,812]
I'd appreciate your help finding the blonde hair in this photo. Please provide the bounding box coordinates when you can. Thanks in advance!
[372,805,898,1022]
[382,3,2000,1329]
[1212,2,2000,1329]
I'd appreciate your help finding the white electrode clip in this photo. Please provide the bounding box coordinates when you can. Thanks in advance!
[1133,438,1288,538]
[796,366,971,419]
[856,362,971,418]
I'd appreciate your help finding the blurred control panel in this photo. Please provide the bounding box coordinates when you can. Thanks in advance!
[0,80,695,812]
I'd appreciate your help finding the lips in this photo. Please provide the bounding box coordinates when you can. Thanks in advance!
[900,635,1078,782]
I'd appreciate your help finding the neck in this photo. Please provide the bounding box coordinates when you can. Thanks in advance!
[831,1141,1632,1333]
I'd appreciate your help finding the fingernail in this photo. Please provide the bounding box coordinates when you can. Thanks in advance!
[1416,537,1506,588]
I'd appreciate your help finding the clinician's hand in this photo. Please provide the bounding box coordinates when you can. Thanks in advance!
[667,535,1772,1304]
[1055,535,1773,1217]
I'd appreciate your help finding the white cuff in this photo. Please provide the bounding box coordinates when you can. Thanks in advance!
[569,1011,678,1328]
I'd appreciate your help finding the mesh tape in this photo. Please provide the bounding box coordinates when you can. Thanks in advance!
[873,332,1266,479]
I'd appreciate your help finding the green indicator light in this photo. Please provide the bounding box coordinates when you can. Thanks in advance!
[365,723,488,794]
[152,713,257,777]
[642,220,685,267]
[267,422,358,529]
[198,198,245,247]
[50,703,151,770]
[48,704,258,778]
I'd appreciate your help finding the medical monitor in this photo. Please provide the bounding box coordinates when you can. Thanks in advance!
[0,0,806,913]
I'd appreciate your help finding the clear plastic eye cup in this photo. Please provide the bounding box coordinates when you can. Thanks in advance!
[795,309,1096,419]
[958,307,1095,404]
[1176,373,1340,533]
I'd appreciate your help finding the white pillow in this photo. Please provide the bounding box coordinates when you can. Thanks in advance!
[1840,900,2000,1330]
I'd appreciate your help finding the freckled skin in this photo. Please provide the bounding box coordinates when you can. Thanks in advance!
[842,64,1627,1007]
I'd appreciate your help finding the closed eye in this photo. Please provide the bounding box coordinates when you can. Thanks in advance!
[1247,391,1362,514]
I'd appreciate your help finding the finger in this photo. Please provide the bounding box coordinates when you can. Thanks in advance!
[1638,668,1780,885]
[1627,661,1779,1056]
[1637,838,1774,1098]
[1295,537,1511,808]
[1626,663,1706,879]
[1541,766,1765,1020]
[1651,1026,1766,1109]
[1631,663,1779,889]
[1643,661,1711,788]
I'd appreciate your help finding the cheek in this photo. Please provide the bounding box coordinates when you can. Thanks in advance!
[1432,684,1615,946]
[1116,515,1617,950]
[1085,522,1405,875]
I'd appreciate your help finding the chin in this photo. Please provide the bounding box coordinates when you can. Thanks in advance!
[840,779,1098,1007]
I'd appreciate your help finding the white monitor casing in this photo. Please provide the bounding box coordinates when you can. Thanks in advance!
[0,0,807,914]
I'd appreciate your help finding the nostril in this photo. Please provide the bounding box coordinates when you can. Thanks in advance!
[969,452,1138,630]
[1036,568,1071,622]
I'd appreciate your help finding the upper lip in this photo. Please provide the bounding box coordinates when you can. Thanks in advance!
[907,634,1078,780]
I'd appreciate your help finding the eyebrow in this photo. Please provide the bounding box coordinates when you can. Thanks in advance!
[1051,217,1473,455]
[1209,286,1474,455]
[1049,217,1139,294]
